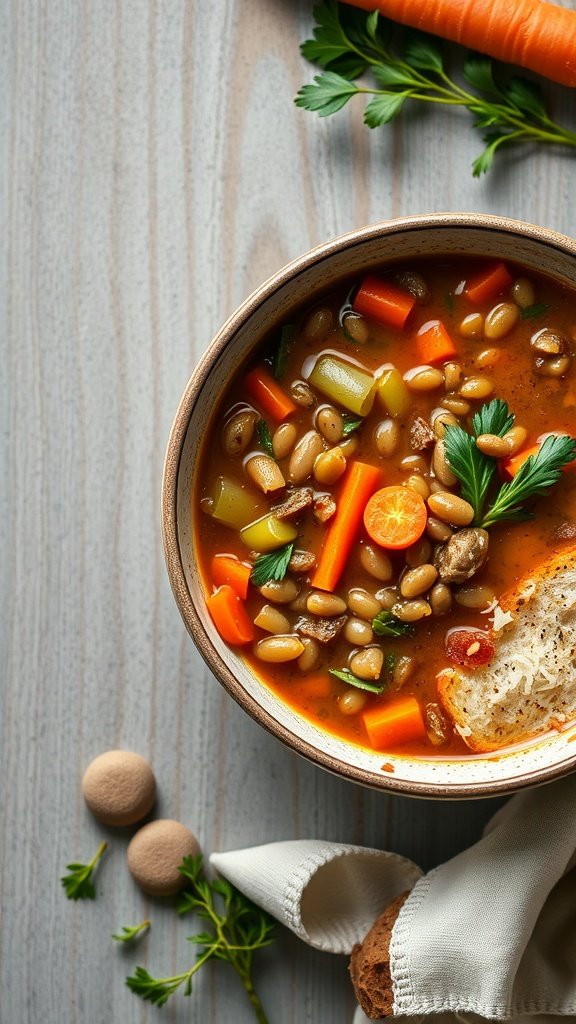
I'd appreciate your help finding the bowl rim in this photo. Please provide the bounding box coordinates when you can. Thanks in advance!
[162,212,576,799]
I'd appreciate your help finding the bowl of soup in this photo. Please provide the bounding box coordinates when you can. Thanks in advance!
[162,213,576,797]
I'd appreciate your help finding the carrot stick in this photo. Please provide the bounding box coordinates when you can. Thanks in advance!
[211,555,252,599]
[363,485,427,550]
[206,585,254,645]
[244,367,296,421]
[344,0,576,88]
[362,696,426,750]
[353,275,416,330]
[415,319,457,364]
[311,461,381,592]
[465,262,513,305]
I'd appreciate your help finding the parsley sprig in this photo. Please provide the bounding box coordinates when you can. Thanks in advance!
[251,542,294,587]
[481,434,576,529]
[113,920,150,943]
[126,856,274,1022]
[444,399,513,519]
[296,2,576,177]
[61,840,108,901]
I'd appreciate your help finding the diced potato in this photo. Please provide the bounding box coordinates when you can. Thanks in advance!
[377,366,412,418]
[240,513,297,552]
[307,354,377,416]
[210,476,262,529]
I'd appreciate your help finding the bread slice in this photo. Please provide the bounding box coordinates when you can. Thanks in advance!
[438,547,576,753]
[349,892,408,1019]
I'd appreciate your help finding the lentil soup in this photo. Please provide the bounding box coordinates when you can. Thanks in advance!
[194,258,576,757]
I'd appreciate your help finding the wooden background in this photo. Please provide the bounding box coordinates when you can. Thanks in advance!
[2,1,575,1021]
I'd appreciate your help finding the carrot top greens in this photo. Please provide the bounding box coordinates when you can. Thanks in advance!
[296,2,576,177]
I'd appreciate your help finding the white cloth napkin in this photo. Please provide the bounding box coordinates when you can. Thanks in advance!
[210,773,576,1022]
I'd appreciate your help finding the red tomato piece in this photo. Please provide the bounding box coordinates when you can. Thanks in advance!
[445,628,494,667]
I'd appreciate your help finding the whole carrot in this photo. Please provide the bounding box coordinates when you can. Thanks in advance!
[345,0,576,88]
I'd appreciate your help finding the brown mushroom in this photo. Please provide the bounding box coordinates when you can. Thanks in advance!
[435,528,489,584]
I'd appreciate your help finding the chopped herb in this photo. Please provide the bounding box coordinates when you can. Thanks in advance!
[61,841,108,901]
[296,2,576,178]
[272,324,295,380]
[342,414,363,437]
[256,419,275,458]
[329,668,385,693]
[251,543,294,587]
[371,611,414,638]
[113,921,151,943]
[480,434,576,529]
[520,303,550,320]
[127,855,274,1020]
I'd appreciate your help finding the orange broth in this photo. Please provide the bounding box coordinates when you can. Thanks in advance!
[194,258,576,757]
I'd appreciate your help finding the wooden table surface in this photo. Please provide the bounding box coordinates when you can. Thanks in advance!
[2,2,575,1021]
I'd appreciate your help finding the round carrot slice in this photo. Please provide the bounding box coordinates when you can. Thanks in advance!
[363,485,427,550]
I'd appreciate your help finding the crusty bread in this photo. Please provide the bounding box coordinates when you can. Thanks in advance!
[438,547,576,752]
[349,892,408,1019]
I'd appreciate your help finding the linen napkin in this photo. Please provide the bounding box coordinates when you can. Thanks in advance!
[210,773,576,1021]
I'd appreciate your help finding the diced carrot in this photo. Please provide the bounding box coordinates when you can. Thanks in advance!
[312,461,381,593]
[502,437,576,478]
[298,674,333,699]
[206,585,254,645]
[211,555,252,599]
[363,485,427,550]
[353,275,416,330]
[244,366,296,421]
[465,262,512,305]
[363,696,427,750]
[414,319,458,364]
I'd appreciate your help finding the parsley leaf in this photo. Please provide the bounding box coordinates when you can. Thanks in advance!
[295,70,359,116]
[251,543,294,587]
[520,303,550,320]
[480,434,576,529]
[371,610,414,637]
[272,324,295,380]
[256,419,275,458]
[472,398,515,439]
[61,841,107,901]
[329,668,384,693]
[342,414,363,437]
[444,400,514,520]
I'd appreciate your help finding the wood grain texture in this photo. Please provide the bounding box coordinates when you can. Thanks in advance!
[1,1,575,1021]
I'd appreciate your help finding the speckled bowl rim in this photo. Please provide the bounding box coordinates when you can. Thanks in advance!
[162,213,576,799]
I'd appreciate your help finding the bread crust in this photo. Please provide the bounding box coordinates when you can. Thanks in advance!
[349,891,409,1019]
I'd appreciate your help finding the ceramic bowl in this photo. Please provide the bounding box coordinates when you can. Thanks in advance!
[162,213,576,798]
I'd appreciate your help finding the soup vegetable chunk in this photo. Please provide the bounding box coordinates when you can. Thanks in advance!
[196,259,576,756]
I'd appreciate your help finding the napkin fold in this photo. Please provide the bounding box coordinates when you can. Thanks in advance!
[210,774,576,1022]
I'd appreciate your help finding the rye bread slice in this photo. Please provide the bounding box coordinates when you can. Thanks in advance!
[438,547,576,752]
[349,892,409,1020]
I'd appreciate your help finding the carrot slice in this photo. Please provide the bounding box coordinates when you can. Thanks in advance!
[206,585,254,645]
[353,275,416,330]
[211,555,252,600]
[363,486,427,550]
[311,461,381,593]
[363,696,426,750]
[415,319,457,364]
[465,262,512,305]
[244,367,296,421]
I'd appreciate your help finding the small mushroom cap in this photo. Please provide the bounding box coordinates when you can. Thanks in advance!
[127,819,200,896]
[82,750,156,826]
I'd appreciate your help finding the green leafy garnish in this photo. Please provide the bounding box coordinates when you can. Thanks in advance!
[113,921,151,943]
[250,543,294,587]
[329,668,384,693]
[444,399,514,519]
[342,414,363,436]
[371,610,414,638]
[296,2,576,177]
[520,303,550,320]
[60,841,107,901]
[480,434,576,529]
[385,652,397,674]
[272,325,295,380]
[126,856,274,1020]
[256,419,275,458]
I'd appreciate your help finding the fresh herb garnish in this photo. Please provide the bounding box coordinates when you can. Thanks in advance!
[371,610,414,637]
[272,325,295,380]
[520,303,550,320]
[126,856,274,1021]
[251,543,294,587]
[385,652,398,674]
[342,414,363,436]
[296,2,576,177]
[329,667,385,693]
[480,434,576,529]
[444,399,514,519]
[256,419,275,458]
[61,841,108,901]
[113,921,151,943]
